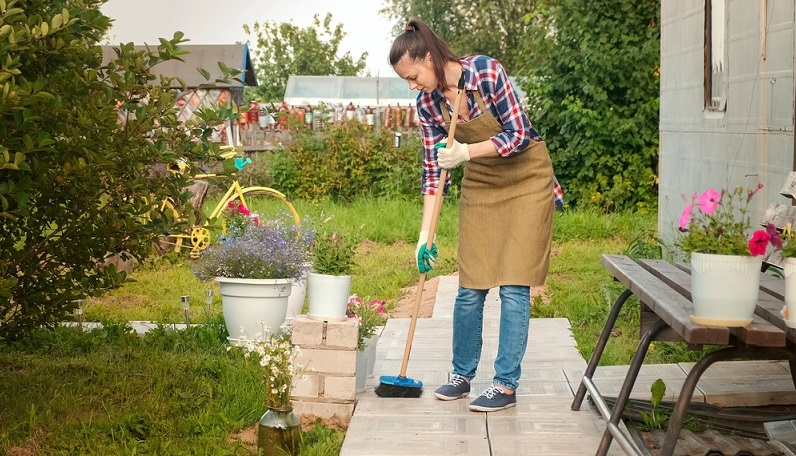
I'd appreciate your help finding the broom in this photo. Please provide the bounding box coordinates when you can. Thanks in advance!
[375,72,466,398]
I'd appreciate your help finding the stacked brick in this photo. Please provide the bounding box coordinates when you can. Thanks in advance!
[290,315,358,419]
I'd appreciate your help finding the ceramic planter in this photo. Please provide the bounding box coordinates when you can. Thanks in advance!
[306,272,351,322]
[365,328,382,378]
[783,257,796,328]
[285,272,307,320]
[355,348,368,393]
[217,277,293,342]
[689,252,761,327]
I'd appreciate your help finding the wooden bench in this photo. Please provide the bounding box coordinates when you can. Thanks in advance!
[571,254,796,456]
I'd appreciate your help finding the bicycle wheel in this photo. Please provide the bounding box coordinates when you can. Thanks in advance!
[223,186,301,228]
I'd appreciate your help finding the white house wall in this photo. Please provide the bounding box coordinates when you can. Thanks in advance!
[659,0,795,250]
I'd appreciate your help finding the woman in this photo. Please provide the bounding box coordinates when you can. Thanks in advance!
[390,19,559,412]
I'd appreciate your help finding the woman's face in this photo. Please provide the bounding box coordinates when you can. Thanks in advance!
[393,54,436,94]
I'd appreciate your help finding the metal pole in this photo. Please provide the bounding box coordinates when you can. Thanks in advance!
[75,299,83,330]
[181,295,190,327]
[205,290,213,315]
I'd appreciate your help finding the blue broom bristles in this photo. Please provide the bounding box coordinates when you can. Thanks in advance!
[374,375,423,398]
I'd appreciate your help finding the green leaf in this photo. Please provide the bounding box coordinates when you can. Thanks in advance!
[650,378,666,407]
[51,13,62,30]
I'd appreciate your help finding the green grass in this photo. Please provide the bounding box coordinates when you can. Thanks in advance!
[3,199,707,454]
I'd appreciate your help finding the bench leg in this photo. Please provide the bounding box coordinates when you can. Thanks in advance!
[572,289,634,411]
[595,318,668,456]
[660,346,794,456]
[788,354,796,390]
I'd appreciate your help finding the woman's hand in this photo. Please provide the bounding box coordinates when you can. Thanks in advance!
[435,138,470,168]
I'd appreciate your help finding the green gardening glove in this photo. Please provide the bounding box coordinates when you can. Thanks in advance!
[415,230,438,273]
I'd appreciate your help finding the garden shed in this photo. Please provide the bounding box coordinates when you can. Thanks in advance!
[658,1,795,247]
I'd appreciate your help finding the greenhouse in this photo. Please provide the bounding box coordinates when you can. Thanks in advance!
[284,75,417,108]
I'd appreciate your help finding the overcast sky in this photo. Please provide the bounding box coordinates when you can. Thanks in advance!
[100,0,397,76]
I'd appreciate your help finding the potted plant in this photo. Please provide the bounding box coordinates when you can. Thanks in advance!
[235,324,303,456]
[193,203,313,341]
[307,225,359,322]
[775,227,796,326]
[346,295,388,390]
[676,184,771,326]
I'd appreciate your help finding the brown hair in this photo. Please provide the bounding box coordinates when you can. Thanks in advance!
[389,19,460,92]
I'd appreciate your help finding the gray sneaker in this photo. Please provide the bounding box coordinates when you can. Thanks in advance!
[468,385,517,412]
[433,374,471,400]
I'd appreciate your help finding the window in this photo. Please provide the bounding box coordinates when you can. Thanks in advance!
[705,0,727,111]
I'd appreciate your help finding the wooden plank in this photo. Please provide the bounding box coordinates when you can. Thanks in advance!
[761,203,796,229]
[778,171,796,199]
[638,259,786,348]
[601,255,730,345]
[641,308,686,342]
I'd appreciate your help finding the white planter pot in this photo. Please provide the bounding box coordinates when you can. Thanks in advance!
[285,272,307,320]
[355,348,368,393]
[217,277,293,342]
[364,332,380,378]
[307,272,351,322]
[690,252,761,327]
[783,257,796,327]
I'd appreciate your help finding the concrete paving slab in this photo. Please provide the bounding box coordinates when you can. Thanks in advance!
[353,393,473,416]
[765,420,796,442]
[488,413,607,435]
[489,435,624,456]
[563,363,687,380]
[575,376,706,403]
[696,378,796,407]
[678,360,792,378]
[345,413,487,435]
[339,434,491,456]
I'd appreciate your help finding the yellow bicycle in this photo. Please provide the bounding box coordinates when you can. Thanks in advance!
[157,146,300,258]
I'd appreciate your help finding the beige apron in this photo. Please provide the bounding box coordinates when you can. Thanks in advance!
[440,92,554,289]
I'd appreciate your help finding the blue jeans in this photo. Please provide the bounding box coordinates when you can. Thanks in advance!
[451,285,530,391]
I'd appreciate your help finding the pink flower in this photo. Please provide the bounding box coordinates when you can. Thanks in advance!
[698,189,721,214]
[679,203,693,229]
[748,230,770,256]
[766,223,782,249]
[237,203,250,216]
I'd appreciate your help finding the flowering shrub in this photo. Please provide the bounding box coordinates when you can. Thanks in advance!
[677,184,771,256]
[234,323,304,408]
[346,294,387,350]
[193,214,313,280]
[312,228,358,276]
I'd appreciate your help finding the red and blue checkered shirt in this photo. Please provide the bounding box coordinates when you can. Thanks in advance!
[415,55,564,208]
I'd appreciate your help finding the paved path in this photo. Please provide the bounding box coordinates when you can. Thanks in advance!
[342,276,624,456]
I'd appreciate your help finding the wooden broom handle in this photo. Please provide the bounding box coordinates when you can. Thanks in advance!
[399,73,466,377]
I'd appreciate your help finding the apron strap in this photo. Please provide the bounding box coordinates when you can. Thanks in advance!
[439,91,489,123]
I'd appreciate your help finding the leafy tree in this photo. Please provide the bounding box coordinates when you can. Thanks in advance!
[521,0,660,211]
[243,13,368,103]
[380,0,546,74]
[0,0,236,340]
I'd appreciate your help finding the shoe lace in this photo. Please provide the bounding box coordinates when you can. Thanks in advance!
[448,375,467,387]
[481,385,503,399]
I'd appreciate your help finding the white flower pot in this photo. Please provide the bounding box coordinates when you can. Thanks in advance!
[285,272,307,320]
[364,331,380,378]
[783,257,796,327]
[355,348,368,393]
[306,272,351,322]
[217,277,293,342]
[690,252,761,327]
